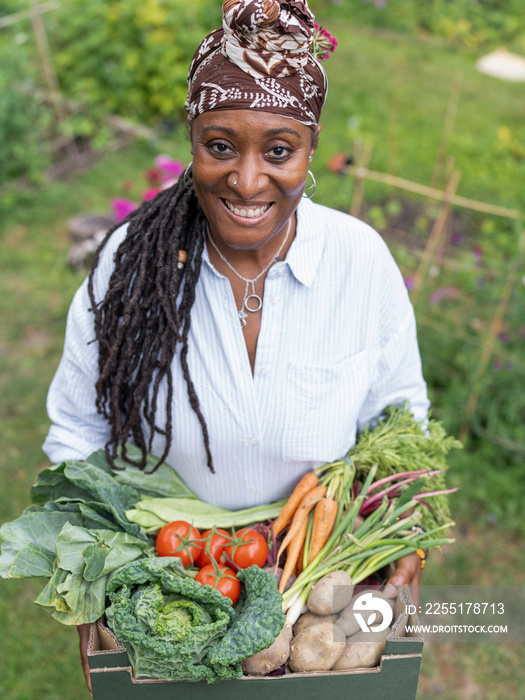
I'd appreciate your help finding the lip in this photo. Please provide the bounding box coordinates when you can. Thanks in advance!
[221,198,274,224]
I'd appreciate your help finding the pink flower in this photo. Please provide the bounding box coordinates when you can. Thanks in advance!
[429,286,460,304]
[155,155,185,181]
[472,245,483,262]
[312,23,338,61]
[112,198,138,222]
[142,188,162,201]
[145,167,163,184]
[404,277,416,291]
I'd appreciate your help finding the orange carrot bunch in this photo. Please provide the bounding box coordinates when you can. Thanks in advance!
[273,473,338,594]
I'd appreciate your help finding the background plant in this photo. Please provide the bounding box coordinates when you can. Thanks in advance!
[311,0,525,53]
[48,0,222,129]
[0,27,53,186]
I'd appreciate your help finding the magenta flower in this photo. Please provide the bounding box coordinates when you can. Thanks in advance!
[312,23,338,60]
[112,198,138,222]
[155,155,185,181]
[404,277,415,290]
[429,286,460,304]
[145,167,163,184]
[472,245,483,262]
[142,188,162,201]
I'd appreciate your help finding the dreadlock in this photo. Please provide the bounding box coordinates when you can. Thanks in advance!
[87,174,215,473]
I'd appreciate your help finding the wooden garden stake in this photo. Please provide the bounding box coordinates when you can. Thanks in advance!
[410,169,462,306]
[459,226,524,441]
[350,141,373,218]
[430,72,463,190]
[387,43,407,175]
[27,0,80,159]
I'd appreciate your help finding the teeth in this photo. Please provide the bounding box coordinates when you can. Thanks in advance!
[225,201,270,218]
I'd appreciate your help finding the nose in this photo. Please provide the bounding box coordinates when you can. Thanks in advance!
[231,154,268,199]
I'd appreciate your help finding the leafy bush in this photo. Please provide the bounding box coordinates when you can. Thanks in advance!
[0,31,53,185]
[312,0,525,52]
[49,0,222,128]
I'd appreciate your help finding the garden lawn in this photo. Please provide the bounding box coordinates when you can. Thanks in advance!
[315,21,525,216]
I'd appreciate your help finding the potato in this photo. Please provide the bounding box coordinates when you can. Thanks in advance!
[293,611,337,637]
[241,624,293,676]
[337,589,395,637]
[289,622,346,672]
[307,571,354,615]
[332,628,390,671]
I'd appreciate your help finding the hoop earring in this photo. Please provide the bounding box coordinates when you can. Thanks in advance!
[303,169,316,199]
[183,161,194,190]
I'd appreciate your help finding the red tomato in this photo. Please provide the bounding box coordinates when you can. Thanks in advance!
[155,520,202,566]
[223,528,268,569]
[195,564,241,604]
[195,528,231,568]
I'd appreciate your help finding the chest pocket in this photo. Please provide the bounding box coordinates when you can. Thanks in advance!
[282,350,370,463]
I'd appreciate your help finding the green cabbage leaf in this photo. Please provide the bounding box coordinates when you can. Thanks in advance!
[105,559,285,683]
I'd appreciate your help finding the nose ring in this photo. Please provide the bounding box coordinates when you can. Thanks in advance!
[232,179,238,185]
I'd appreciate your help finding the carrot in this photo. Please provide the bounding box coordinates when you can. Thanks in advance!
[279,516,309,594]
[272,472,319,537]
[275,484,327,566]
[307,498,339,564]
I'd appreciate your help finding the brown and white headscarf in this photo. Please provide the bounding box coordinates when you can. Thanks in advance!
[185,0,328,127]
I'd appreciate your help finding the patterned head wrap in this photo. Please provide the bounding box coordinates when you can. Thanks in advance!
[185,0,328,127]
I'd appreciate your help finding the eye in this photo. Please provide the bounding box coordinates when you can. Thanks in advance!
[268,145,291,161]
[208,142,233,156]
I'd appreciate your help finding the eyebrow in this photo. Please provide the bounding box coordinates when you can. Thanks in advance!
[201,125,303,140]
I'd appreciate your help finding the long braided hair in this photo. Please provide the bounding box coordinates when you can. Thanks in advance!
[87,173,215,473]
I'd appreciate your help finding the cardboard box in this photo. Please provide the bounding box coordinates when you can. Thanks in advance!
[88,586,423,700]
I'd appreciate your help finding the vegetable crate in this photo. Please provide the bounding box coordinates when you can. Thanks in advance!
[88,586,424,700]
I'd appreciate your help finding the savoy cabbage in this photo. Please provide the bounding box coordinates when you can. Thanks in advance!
[105,559,285,683]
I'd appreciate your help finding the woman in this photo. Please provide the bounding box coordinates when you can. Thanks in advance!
[43,0,428,687]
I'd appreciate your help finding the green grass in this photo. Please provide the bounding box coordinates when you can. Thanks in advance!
[1,17,524,700]
[315,22,525,214]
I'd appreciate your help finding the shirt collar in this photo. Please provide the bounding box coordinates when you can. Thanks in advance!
[285,197,325,288]
[201,197,325,288]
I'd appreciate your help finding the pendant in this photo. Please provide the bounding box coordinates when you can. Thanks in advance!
[244,294,263,313]
[239,309,248,328]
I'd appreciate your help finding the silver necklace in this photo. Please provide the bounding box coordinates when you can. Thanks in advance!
[206,218,292,328]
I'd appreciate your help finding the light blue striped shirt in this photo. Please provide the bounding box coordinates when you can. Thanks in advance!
[43,198,429,509]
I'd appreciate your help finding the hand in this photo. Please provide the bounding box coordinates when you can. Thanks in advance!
[383,552,421,601]
[77,624,92,694]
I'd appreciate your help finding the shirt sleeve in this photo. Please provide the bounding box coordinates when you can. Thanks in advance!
[42,225,128,463]
[357,243,430,428]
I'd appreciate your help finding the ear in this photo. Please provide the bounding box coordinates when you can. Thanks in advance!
[187,115,194,153]
[310,125,322,158]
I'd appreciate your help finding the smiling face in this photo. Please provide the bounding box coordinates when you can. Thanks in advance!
[190,109,319,256]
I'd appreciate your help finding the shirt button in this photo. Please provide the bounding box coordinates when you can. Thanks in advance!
[262,366,269,375]
[250,437,259,445]
[271,295,278,304]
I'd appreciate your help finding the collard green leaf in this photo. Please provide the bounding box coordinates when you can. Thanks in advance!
[86,444,196,499]
[34,567,70,610]
[77,503,120,530]
[62,462,146,538]
[0,510,82,578]
[63,462,140,509]
[55,523,98,574]
[30,462,93,506]
[55,523,152,579]
[8,543,56,578]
